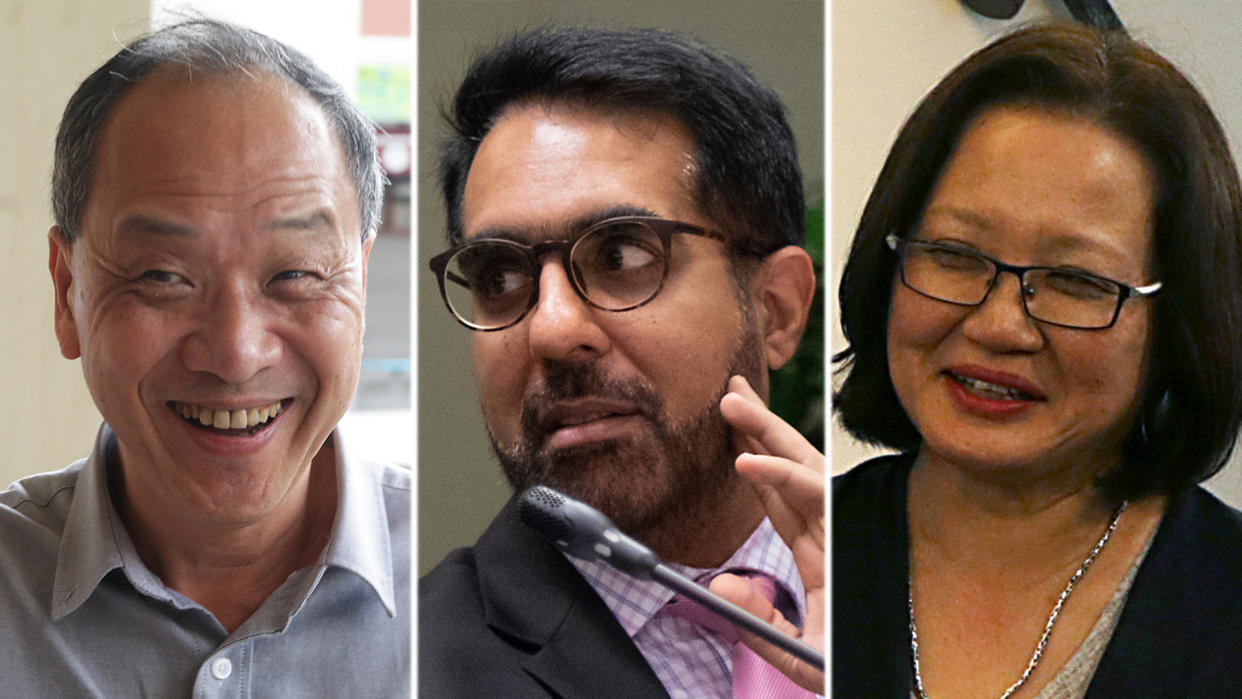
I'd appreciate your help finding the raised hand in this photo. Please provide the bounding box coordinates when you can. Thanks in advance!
[715,374,825,692]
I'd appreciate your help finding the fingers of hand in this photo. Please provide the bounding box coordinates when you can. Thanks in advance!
[720,383,822,468]
[709,574,805,647]
[727,374,764,403]
[734,453,823,514]
[709,573,826,692]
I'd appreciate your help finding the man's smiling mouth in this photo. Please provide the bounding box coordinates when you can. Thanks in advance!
[171,400,285,435]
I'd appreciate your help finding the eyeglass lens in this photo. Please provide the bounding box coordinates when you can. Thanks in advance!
[440,219,669,329]
[901,243,1123,328]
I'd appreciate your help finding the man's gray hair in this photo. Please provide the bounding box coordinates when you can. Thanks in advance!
[53,18,385,243]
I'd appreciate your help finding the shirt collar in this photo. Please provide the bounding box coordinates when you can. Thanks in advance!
[321,427,397,617]
[569,517,805,639]
[51,423,397,620]
[52,424,136,619]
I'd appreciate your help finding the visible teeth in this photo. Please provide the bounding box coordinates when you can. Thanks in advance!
[956,375,1030,400]
[175,400,285,430]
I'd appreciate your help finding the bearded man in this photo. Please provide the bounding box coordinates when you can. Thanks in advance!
[420,26,823,697]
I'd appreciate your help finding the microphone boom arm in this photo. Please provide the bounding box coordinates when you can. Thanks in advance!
[518,485,824,671]
[652,562,825,668]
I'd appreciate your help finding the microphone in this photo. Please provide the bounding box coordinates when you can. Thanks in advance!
[518,485,824,670]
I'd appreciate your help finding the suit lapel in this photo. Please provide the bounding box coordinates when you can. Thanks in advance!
[474,497,668,698]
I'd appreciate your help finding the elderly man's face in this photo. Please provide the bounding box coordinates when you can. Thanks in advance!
[50,72,369,526]
[461,103,764,538]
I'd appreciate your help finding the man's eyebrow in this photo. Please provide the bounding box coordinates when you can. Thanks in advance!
[117,215,198,240]
[115,211,339,240]
[266,210,338,234]
[467,204,659,242]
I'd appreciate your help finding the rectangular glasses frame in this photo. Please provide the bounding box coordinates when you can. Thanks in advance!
[885,234,1162,330]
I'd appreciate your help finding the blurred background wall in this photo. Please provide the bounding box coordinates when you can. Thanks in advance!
[3,0,149,489]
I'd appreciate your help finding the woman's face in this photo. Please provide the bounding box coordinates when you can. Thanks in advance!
[887,106,1157,476]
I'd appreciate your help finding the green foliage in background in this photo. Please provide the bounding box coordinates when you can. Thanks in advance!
[356,64,411,124]
[768,201,825,450]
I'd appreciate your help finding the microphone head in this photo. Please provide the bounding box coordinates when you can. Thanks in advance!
[517,485,573,543]
[518,485,661,578]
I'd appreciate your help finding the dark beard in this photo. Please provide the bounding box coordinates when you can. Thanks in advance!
[488,315,766,542]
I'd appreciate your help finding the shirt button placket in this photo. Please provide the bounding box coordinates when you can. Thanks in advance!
[211,657,233,681]
[196,651,243,699]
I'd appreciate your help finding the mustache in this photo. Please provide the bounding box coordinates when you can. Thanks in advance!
[519,360,665,443]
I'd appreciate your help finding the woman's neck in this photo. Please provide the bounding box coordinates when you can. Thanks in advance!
[907,448,1125,577]
[904,446,1168,697]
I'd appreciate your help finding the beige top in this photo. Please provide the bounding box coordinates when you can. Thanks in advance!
[1030,532,1154,699]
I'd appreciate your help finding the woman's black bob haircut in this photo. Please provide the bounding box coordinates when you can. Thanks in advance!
[834,22,1242,500]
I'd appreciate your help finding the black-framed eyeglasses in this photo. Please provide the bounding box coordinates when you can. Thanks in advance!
[429,216,732,331]
[886,234,1162,330]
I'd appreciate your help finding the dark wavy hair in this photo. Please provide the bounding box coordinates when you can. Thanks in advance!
[834,22,1242,500]
[54,18,384,244]
[439,26,803,253]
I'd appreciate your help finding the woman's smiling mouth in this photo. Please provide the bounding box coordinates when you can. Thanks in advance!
[947,372,1039,401]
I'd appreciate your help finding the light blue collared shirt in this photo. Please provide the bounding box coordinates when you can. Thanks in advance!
[0,424,409,698]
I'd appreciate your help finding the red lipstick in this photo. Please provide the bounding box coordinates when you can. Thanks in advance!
[942,364,1045,417]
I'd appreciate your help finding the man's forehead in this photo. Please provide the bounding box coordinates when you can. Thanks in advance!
[465,203,658,243]
[97,69,321,162]
[490,99,697,155]
[459,101,703,241]
[80,68,358,237]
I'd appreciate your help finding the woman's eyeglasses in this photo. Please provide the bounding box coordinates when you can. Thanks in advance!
[886,234,1161,330]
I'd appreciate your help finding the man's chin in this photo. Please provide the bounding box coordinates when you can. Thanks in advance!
[498,437,675,534]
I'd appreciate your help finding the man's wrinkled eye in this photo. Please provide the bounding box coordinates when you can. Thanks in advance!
[272,270,315,283]
[140,269,185,284]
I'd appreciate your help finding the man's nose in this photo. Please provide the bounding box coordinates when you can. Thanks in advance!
[181,283,282,383]
[525,260,611,361]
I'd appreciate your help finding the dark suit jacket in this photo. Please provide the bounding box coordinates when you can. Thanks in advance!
[419,497,669,698]
[834,453,1242,698]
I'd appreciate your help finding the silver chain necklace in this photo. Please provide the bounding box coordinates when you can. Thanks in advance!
[908,500,1127,699]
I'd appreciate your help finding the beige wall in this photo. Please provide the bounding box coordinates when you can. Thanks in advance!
[2,1,150,488]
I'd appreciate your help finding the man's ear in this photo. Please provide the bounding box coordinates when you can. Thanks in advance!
[49,226,81,360]
[750,246,815,370]
[360,232,375,289]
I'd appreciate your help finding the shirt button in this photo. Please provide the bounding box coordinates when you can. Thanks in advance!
[211,657,233,680]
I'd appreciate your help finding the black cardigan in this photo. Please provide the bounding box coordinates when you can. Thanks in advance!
[833,453,1242,698]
